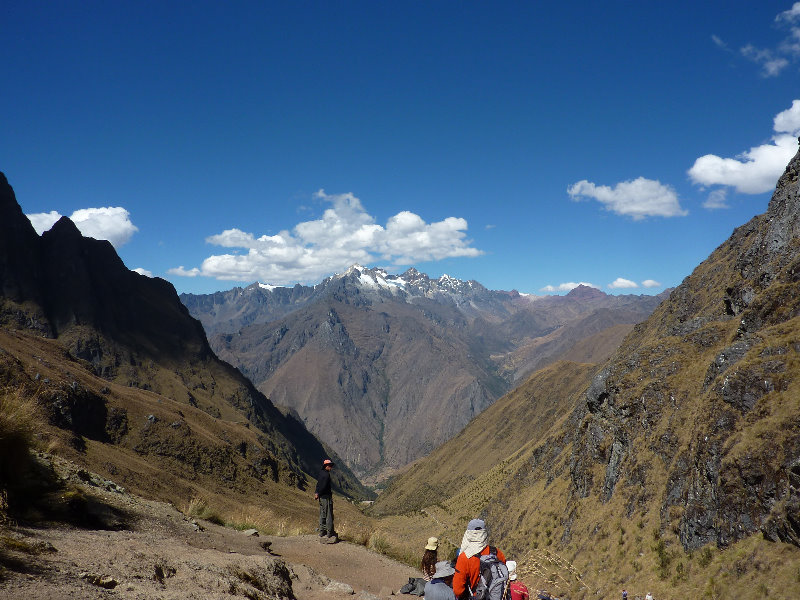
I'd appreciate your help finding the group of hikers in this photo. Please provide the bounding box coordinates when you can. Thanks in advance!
[418,522,656,600]
[315,459,541,599]
[314,459,653,600]
[418,518,536,600]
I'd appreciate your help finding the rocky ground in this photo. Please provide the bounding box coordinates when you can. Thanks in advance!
[0,467,420,600]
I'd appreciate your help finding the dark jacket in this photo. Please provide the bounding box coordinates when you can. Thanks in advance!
[424,579,456,600]
[315,467,332,497]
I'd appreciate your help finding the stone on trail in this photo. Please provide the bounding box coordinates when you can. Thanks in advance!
[324,580,355,594]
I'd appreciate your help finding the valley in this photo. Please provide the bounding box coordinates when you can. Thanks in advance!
[3,141,800,599]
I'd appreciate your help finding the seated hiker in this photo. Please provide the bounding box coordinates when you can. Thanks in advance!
[399,576,427,596]
[506,561,529,600]
[424,560,457,600]
[422,536,439,581]
[452,518,507,600]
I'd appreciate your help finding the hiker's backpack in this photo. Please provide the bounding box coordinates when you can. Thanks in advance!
[472,547,509,600]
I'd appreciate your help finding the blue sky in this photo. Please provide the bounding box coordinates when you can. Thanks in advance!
[3,1,799,296]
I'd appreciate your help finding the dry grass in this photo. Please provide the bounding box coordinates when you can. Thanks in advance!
[0,388,40,465]
[177,492,377,539]
[180,495,225,525]
[364,258,800,599]
[0,387,45,521]
[225,504,307,536]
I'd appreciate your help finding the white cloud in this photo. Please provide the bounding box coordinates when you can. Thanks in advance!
[26,207,138,248]
[26,210,61,234]
[133,267,153,277]
[171,190,483,285]
[741,45,789,77]
[539,281,599,293]
[567,177,687,220]
[777,2,800,23]
[703,188,729,210]
[733,4,800,77]
[168,266,201,277]
[774,99,800,133]
[712,35,730,51]
[688,100,800,195]
[608,278,638,289]
[642,280,661,288]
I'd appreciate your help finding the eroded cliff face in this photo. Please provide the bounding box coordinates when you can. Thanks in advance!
[568,141,800,550]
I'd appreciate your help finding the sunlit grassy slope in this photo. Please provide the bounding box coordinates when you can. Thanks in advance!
[367,151,800,599]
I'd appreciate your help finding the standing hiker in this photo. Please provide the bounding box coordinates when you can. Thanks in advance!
[314,458,337,543]
[452,518,508,600]
[421,536,439,580]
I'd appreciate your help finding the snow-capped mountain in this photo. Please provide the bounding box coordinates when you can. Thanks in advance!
[181,265,667,481]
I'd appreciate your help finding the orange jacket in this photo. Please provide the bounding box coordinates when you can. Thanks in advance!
[453,546,507,600]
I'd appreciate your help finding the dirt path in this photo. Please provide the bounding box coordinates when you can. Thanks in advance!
[0,477,420,600]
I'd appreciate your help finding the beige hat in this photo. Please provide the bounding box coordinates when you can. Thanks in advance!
[425,536,439,551]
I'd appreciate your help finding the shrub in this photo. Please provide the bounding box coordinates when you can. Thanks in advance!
[697,546,713,568]
[0,389,44,520]
[652,538,672,580]
[0,389,40,485]
[369,532,390,554]
[180,495,224,525]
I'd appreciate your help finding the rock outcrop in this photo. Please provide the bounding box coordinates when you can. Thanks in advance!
[564,140,800,550]
[367,142,800,600]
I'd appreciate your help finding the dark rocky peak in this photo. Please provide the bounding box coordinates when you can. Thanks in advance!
[48,215,86,241]
[0,173,211,363]
[572,141,800,552]
[735,138,800,281]
[0,173,45,312]
[566,284,607,300]
[0,172,39,242]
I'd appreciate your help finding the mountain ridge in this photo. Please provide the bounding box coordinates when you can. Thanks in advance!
[183,266,667,481]
[0,171,369,504]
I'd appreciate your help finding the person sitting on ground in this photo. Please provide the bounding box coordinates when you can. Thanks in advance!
[424,560,457,600]
[421,536,439,581]
[452,518,507,600]
[506,561,529,600]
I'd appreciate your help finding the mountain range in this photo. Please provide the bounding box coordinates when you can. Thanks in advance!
[182,267,667,482]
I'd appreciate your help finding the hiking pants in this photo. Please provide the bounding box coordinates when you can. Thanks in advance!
[318,495,334,536]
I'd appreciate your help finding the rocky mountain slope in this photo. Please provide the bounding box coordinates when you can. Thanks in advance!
[0,171,369,512]
[183,268,665,481]
[370,142,800,599]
